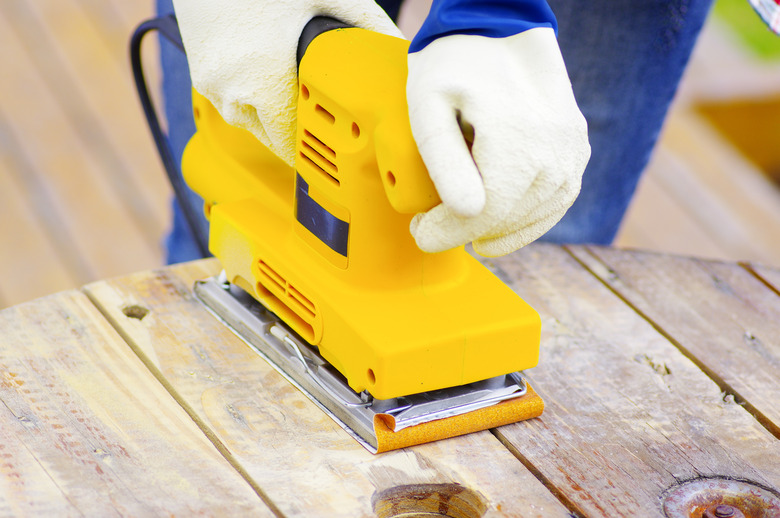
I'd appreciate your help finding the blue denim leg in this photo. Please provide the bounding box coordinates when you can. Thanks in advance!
[541,0,713,244]
[156,0,210,264]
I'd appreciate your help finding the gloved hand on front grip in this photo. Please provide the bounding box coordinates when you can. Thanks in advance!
[171,0,402,165]
[407,27,591,257]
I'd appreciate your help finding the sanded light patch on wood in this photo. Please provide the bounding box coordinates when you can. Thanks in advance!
[569,245,780,437]
[0,290,269,516]
[481,243,780,517]
[83,258,571,517]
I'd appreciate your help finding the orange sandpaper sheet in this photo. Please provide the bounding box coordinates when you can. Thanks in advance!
[372,383,544,453]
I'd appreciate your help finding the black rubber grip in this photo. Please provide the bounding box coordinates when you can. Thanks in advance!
[297,16,354,67]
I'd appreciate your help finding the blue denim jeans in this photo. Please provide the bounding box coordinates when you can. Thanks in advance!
[154,0,712,263]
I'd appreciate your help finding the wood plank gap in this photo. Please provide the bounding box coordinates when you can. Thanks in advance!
[0,108,95,284]
[4,0,162,246]
[562,244,780,441]
[490,429,584,518]
[80,285,286,518]
[740,262,780,298]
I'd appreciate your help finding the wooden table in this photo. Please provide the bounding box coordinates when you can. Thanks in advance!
[2,243,779,517]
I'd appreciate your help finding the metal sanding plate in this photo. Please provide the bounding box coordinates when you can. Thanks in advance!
[193,274,529,453]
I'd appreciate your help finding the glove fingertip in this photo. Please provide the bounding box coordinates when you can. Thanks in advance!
[444,187,485,218]
[409,212,424,236]
[411,231,447,254]
[425,157,485,217]
[409,211,459,254]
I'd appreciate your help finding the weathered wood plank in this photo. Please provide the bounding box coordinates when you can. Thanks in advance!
[12,0,169,242]
[569,245,780,436]
[75,0,164,130]
[657,111,780,264]
[73,0,145,58]
[0,290,271,516]
[52,0,170,224]
[615,151,733,261]
[0,115,78,308]
[0,4,162,282]
[84,259,571,517]
[105,0,156,29]
[483,243,780,517]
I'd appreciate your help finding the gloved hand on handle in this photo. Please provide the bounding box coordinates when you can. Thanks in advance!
[403,0,590,257]
[407,26,591,257]
[171,0,402,165]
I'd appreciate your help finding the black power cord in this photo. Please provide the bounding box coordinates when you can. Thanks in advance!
[129,15,210,258]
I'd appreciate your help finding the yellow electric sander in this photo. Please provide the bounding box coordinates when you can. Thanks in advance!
[132,16,543,453]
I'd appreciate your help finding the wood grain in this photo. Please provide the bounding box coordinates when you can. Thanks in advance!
[482,243,780,517]
[615,150,733,261]
[84,259,571,517]
[657,111,780,264]
[569,245,780,436]
[0,290,269,516]
[16,0,168,240]
[47,0,168,224]
[0,124,78,306]
[0,4,162,282]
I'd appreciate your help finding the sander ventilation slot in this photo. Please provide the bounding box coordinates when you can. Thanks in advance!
[300,129,339,186]
[256,259,317,342]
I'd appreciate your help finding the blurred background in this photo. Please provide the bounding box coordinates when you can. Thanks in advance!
[0,0,779,309]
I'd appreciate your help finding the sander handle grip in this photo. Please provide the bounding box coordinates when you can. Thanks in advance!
[297,17,354,67]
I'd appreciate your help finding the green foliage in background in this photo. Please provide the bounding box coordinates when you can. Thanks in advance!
[714,0,780,59]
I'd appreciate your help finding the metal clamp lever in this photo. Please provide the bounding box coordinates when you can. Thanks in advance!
[268,325,373,409]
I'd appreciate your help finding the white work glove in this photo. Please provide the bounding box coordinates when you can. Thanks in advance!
[407,28,591,257]
[172,0,402,165]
